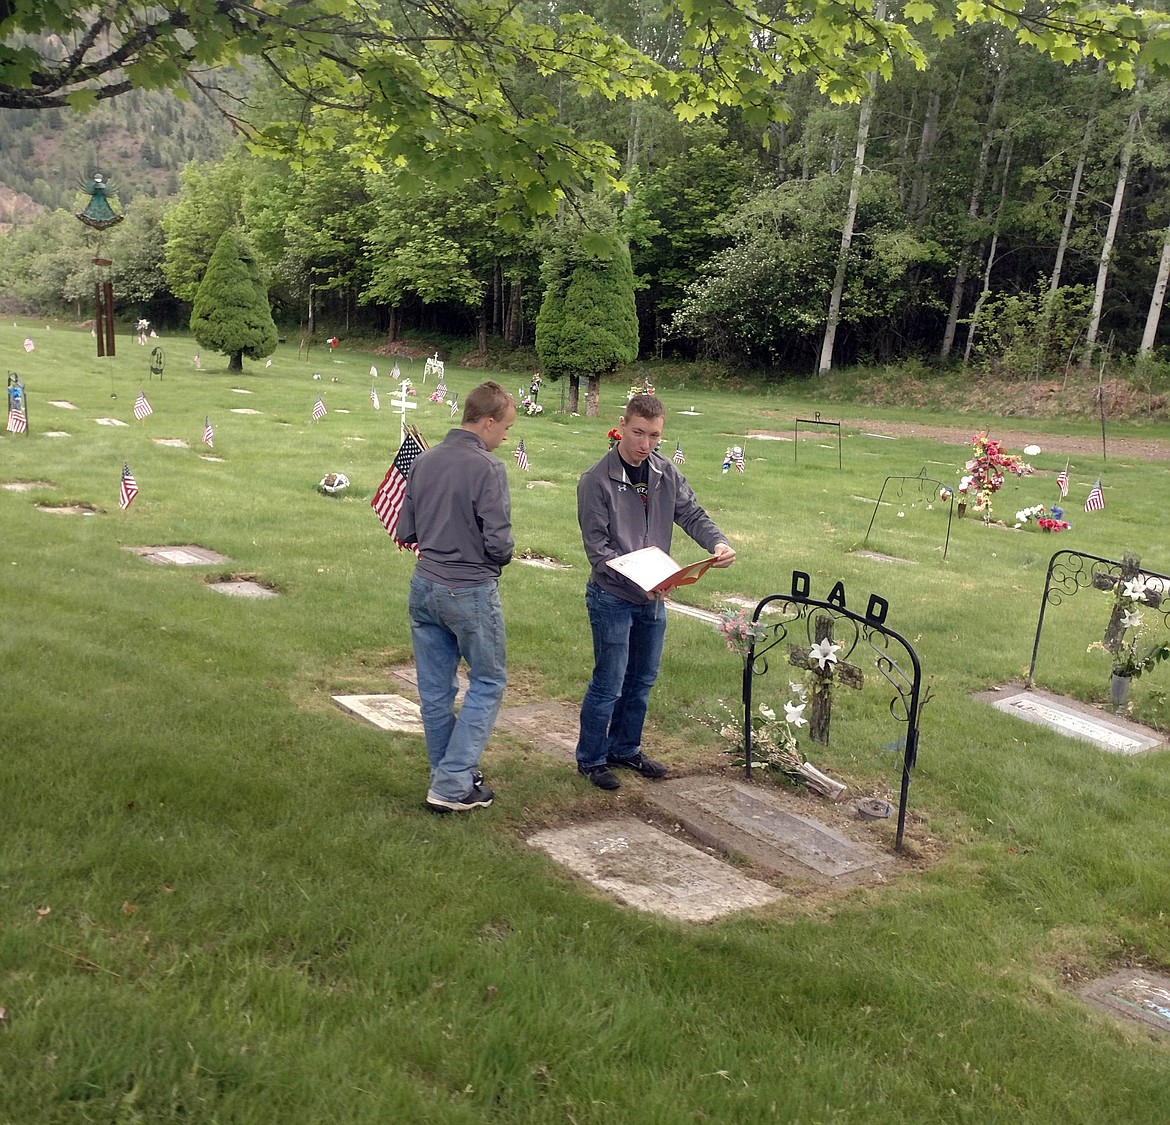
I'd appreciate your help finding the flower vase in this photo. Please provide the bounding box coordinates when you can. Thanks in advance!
[957,501,967,519]
[1109,673,1131,706]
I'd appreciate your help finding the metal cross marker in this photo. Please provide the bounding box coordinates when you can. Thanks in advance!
[389,382,417,442]
[787,614,864,745]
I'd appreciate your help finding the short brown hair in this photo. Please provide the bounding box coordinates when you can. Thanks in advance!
[463,381,514,425]
[624,393,665,423]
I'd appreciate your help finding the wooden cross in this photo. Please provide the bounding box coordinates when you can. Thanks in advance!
[787,614,864,745]
[389,383,417,442]
[1091,554,1163,654]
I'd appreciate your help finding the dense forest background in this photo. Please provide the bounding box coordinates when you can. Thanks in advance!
[3,21,1170,382]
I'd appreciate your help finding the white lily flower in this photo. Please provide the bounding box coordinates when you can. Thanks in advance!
[808,638,841,670]
[1122,578,1147,601]
[758,703,776,721]
[784,701,808,727]
[1122,609,1143,630]
[788,680,807,698]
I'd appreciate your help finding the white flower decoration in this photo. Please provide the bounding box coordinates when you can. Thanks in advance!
[1122,578,1147,601]
[784,701,808,727]
[758,703,776,721]
[1122,609,1143,630]
[788,680,807,699]
[808,638,841,670]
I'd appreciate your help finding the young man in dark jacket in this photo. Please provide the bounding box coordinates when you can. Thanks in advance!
[397,381,516,812]
[575,394,736,789]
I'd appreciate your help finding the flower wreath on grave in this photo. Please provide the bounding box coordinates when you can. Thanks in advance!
[317,472,350,495]
[1088,574,1170,680]
[1014,504,1071,532]
[956,432,1033,520]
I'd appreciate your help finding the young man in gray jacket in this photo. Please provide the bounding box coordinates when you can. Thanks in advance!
[575,394,736,789]
[397,381,516,812]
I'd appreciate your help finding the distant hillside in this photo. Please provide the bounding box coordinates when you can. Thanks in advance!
[0,181,43,232]
[0,82,235,216]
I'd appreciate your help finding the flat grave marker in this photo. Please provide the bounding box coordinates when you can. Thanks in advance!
[2,480,53,491]
[153,438,189,447]
[646,777,893,885]
[386,663,469,702]
[977,685,1164,755]
[663,600,721,626]
[496,702,579,761]
[527,817,784,922]
[854,550,916,565]
[207,580,277,599]
[125,545,230,566]
[1080,970,1170,1036]
[47,400,76,409]
[95,417,128,427]
[332,693,424,734]
[42,431,70,437]
[230,408,263,415]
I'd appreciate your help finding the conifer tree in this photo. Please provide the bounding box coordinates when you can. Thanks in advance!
[190,230,278,372]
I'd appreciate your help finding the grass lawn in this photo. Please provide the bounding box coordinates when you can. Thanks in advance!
[3,320,1170,1123]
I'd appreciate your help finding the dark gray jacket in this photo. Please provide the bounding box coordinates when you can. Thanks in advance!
[578,446,728,604]
[398,428,513,586]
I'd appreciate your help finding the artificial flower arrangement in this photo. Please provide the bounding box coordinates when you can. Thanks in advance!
[627,376,655,401]
[522,396,543,416]
[1014,504,1071,532]
[1089,574,1170,679]
[401,378,416,396]
[608,427,622,448]
[956,432,1033,520]
[428,386,446,402]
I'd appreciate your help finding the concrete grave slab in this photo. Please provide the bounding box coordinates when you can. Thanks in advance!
[200,455,226,463]
[746,432,791,442]
[862,432,897,440]
[854,550,916,565]
[37,503,97,515]
[977,685,1164,755]
[516,553,572,570]
[663,600,721,626]
[125,545,230,566]
[153,438,189,447]
[2,480,54,491]
[386,663,469,702]
[1080,970,1170,1036]
[95,417,128,426]
[207,580,277,599]
[230,388,254,394]
[497,701,579,761]
[230,408,263,415]
[332,693,424,734]
[42,431,70,437]
[645,777,894,885]
[47,400,76,409]
[528,817,783,922]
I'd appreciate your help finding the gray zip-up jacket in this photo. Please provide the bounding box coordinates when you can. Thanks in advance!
[578,446,728,604]
[398,428,513,587]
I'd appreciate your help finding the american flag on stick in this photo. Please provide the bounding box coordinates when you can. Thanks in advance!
[514,438,528,472]
[119,462,139,510]
[312,396,327,422]
[7,403,27,433]
[733,448,745,472]
[450,395,459,419]
[133,389,153,420]
[1085,479,1105,512]
[370,386,380,411]
[672,441,685,465]
[202,416,214,447]
[371,425,428,548]
[1056,462,1069,499]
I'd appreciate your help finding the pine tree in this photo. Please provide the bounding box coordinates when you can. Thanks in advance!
[190,230,278,372]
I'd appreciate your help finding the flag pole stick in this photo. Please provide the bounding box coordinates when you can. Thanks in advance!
[1097,357,1108,461]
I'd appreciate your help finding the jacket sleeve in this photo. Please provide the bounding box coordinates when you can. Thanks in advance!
[396,473,418,546]
[578,467,619,567]
[477,460,514,566]
[672,469,728,552]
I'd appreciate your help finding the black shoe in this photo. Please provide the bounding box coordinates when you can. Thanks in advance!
[606,752,668,779]
[426,781,495,813]
[577,764,621,791]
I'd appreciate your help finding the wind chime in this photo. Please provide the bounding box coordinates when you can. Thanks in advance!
[75,173,123,358]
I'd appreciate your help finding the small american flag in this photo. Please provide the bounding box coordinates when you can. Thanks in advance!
[391,361,401,380]
[450,396,459,419]
[202,416,214,447]
[370,386,380,411]
[1085,479,1105,512]
[672,441,685,465]
[133,390,153,420]
[1056,463,1069,499]
[514,438,528,472]
[312,396,327,422]
[733,449,745,472]
[435,378,447,400]
[119,462,139,510]
[7,404,27,433]
[372,427,427,546]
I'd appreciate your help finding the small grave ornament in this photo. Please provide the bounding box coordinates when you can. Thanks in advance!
[318,472,350,495]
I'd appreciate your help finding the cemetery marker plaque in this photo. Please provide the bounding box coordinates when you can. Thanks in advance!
[528,817,783,921]
[332,694,424,734]
[1080,970,1170,1036]
[980,687,1163,755]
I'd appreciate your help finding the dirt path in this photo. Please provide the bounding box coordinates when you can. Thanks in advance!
[834,419,1170,462]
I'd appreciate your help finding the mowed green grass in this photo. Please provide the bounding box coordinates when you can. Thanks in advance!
[3,319,1170,1123]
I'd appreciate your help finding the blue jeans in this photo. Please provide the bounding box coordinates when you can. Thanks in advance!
[576,583,668,769]
[409,575,506,800]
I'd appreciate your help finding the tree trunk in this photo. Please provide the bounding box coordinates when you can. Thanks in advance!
[941,49,1005,361]
[477,308,488,357]
[568,375,580,414]
[586,375,600,417]
[387,306,398,343]
[504,279,522,347]
[229,352,243,372]
[1049,62,1103,296]
[1083,79,1143,367]
[1139,214,1170,355]
[964,136,1013,365]
[907,88,940,223]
